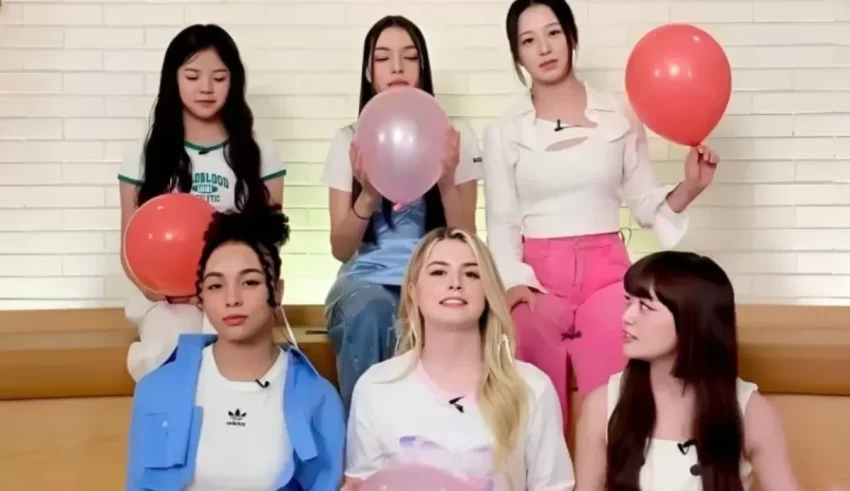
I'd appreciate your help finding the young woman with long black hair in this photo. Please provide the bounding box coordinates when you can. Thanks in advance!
[321,15,482,410]
[118,24,287,381]
[575,251,799,491]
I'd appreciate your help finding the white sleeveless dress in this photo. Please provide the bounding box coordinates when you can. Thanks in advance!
[606,372,756,491]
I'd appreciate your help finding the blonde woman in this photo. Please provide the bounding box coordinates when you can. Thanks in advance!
[342,227,575,491]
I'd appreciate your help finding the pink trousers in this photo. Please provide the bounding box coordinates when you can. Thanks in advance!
[512,233,629,424]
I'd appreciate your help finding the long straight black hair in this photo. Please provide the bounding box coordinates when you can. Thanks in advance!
[354,15,446,244]
[505,0,579,84]
[607,251,744,491]
[138,24,269,212]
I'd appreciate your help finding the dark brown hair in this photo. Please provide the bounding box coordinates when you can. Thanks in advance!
[195,205,290,307]
[505,0,579,84]
[353,15,445,244]
[607,251,744,491]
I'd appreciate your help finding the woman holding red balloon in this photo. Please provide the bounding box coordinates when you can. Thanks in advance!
[321,16,482,410]
[127,206,346,491]
[119,24,287,382]
[483,0,724,426]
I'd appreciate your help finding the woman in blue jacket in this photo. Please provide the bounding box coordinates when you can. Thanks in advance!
[126,205,345,491]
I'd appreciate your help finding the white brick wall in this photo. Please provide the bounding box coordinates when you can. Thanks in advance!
[0,0,849,310]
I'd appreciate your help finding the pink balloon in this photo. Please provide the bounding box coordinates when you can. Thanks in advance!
[360,465,476,491]
[356,87,450,204]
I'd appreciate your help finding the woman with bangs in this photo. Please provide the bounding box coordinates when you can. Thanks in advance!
[342,227,575,491]
[575,250,800,491]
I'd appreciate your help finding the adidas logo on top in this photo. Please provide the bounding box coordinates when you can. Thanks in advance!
[227,409,247,427]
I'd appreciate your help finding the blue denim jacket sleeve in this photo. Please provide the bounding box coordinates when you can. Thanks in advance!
[126,382,147,491]
[296,378,346,491]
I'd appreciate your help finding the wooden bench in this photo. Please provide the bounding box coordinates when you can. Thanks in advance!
[1,305,849,490]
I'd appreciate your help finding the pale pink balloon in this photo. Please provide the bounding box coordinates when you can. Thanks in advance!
[356,87,450,204]
[360,465,476,491]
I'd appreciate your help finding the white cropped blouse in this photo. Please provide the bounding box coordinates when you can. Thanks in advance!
[481,85,689,290]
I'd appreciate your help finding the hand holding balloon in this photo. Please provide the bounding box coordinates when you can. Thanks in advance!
[683,145,719,193]
[166,295,200,306]
[350,141,379,201]
[391,127,460,212]
[665,144,720,212]
[340,480,362,491]
[626,23,727,208]
[438,126,461,191]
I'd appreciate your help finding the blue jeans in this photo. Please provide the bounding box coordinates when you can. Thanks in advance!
[324,274,400,411]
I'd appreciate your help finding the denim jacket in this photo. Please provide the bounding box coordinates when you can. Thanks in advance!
[126,334,345,490]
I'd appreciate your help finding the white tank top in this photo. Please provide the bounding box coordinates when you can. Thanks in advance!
[606,372,756,491]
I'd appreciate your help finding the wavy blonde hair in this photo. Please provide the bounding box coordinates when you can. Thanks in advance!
[395,227,529,483]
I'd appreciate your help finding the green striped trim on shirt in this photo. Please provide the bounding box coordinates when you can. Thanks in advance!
[262,169,287,181]
[117,174,142,186]
[119,170,284,185]
[184,140,227,153]
[119,140,284,184]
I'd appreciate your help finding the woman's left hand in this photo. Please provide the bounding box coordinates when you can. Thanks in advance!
[683,144,719,192]
[438,126,461,190]
[394,127,460,212]
[166,295,200,307]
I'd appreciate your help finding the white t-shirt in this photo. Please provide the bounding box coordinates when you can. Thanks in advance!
[119,136,286,327]
[186,345,290,491]
[345,351,575,491]
[118,137,286,212]
[320,119,482,192]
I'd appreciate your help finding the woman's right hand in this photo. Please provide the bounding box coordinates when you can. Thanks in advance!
[140,286,166,303]
[341,478,363,491]
[166,295,199,306]
[144,292,166,302]
[350,141,378,200]
[505,286,536,310]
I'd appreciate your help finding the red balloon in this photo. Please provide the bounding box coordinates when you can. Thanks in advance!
[625,23,731,146]
[124,193,216,297]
